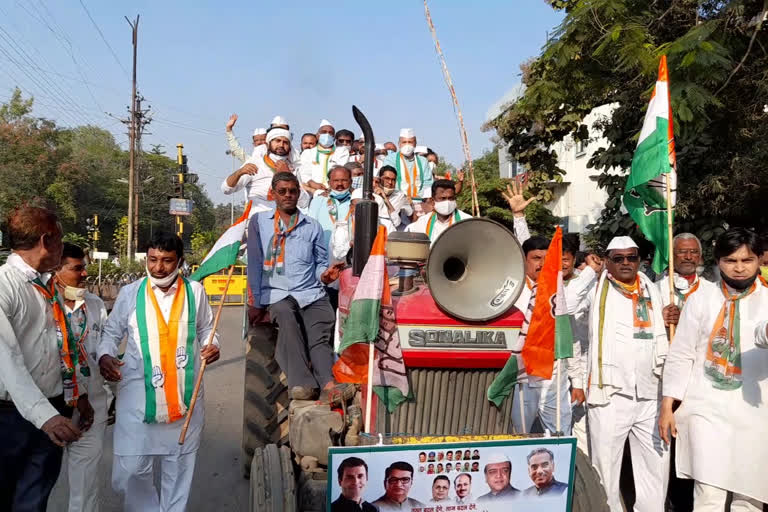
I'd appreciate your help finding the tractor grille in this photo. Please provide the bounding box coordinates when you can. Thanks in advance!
[376,368,513,435]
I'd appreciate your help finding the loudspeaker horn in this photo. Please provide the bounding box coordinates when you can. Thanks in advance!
[427,218,526,322]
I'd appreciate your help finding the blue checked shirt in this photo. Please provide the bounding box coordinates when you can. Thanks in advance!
[247,210,329,308]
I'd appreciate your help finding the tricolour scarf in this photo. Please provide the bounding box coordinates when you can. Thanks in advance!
[136,277,196,423]
[396,152,424,198]
[606,274,653,340]
[315,146,335,185]
[263,212,299,276]
[31,278,88,405]
[425,210,461,240]
[327,197,352,225]
[704,280,756,390]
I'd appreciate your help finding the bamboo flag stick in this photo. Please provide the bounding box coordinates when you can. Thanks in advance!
[423,0,480,217]
[364,342,375,433]
[665,173,676,339]
[179,264,236,444]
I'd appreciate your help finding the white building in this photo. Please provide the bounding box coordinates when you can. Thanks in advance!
[486,85,613,234]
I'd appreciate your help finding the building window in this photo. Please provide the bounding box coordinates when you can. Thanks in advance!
[575,140,587,158]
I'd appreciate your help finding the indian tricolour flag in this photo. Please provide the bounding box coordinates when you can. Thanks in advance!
[487,227,573,407]
[189,201,251,282]
[333,225,409,412]
[623,55,677,274]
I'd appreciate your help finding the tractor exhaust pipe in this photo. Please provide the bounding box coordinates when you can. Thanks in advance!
[352,105,378,276]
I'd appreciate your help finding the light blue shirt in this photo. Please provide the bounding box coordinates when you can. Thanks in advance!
[383,151,434,200]
[247,210,328,308]
[307,194,352,256]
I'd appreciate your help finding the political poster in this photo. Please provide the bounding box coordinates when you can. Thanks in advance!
[328,437,576,512]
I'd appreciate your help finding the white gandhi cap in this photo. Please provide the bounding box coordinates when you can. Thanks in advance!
[319,119,334,130]
[399,128,415,138]
[484,453,511,465]
[253,128,267,136]
[606,236,639,251]
[270,115,288,126]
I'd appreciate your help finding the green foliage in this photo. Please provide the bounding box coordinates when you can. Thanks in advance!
[492,0,768,257]
[457,148,558,236]
[62,232,90,250]
[0,90,220,256]
[189,230,218,265]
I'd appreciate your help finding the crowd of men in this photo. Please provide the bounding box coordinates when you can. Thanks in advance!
[1,110,766,512]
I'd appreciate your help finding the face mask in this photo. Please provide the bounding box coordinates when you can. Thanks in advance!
[387,149,395,156]
[56,276,86,301]
[330,189,351,202]
[147,262,180,288]
[428,161,436,172]
[318,133,335,147]
[269,153,288,161]
[382,186,395,197]
[720,270,757,292]
[433,199,457,216]
[400,144,415,157]
[351,176,364,189]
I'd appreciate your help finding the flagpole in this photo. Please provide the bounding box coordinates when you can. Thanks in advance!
[665,173,676,339]
[179,264,236,444]
[364,343,375,432]
[555,359,562,434]
[518,386,527,434]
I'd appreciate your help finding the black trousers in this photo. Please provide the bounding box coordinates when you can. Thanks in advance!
[0,395,72,512]
[268,295,335,389]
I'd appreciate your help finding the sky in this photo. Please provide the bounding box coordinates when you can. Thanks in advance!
[0,1,563,206]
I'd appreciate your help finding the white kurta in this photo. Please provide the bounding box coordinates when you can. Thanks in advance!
[405,209,472,245]
[298,145,350,185]
[220,146,309,215]
[663,282,768,504]
[656,273,717,309]
[373,191,413,234]
[97,278,218,456]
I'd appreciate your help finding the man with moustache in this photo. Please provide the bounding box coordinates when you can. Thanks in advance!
[300,133,317,151]
[580,236,670,512]
[660,228,768,511]
[248,172,347,402]
[372,166,413,234]
[477,454,521,503]
[453,473,473,505]
[222,127,309,215]
[0,207,82,511]
[430,475,451,503]
[332,457,378,512]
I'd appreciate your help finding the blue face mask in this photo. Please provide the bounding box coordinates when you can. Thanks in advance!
[330,189,351,202]
[318,133,335,147]
[387,149,396,155]
[351,176,364,189]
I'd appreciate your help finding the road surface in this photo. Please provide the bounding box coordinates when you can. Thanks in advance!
[49,306,250,511]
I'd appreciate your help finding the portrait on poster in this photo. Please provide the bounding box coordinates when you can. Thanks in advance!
[328,437,576,512]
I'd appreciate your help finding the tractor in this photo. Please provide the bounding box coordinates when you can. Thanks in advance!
[241,107,608,511]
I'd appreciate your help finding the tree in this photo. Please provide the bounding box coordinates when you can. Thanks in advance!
[457,148,559,236]
[490,0,768,253]
[0,87,33,123]
[113,216,129,259]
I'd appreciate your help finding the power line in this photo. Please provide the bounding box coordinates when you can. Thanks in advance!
[0,27,98,126]
[78,0,129,76]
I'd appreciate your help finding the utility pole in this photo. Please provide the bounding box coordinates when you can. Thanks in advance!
[133,94,151,255]
[176,144,185,238]
[125,14,139,262]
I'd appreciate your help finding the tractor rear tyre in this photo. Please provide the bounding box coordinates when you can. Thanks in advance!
[249,444,297,512]
[242,325,289,478]
[572,448,610,512]
[297,471,327,512]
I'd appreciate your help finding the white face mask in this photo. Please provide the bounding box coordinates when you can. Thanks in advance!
[400,144,415,157]
[433,200,457,216]
[428,161,437,172]
[57,276,87,301]
[146,262,181,288]
[270,153,288,161]
[382,186,396,197]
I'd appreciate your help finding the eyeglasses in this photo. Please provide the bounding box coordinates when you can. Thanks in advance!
[609,255,640,264]
[386,476,411,486]
[274,187,298,196]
